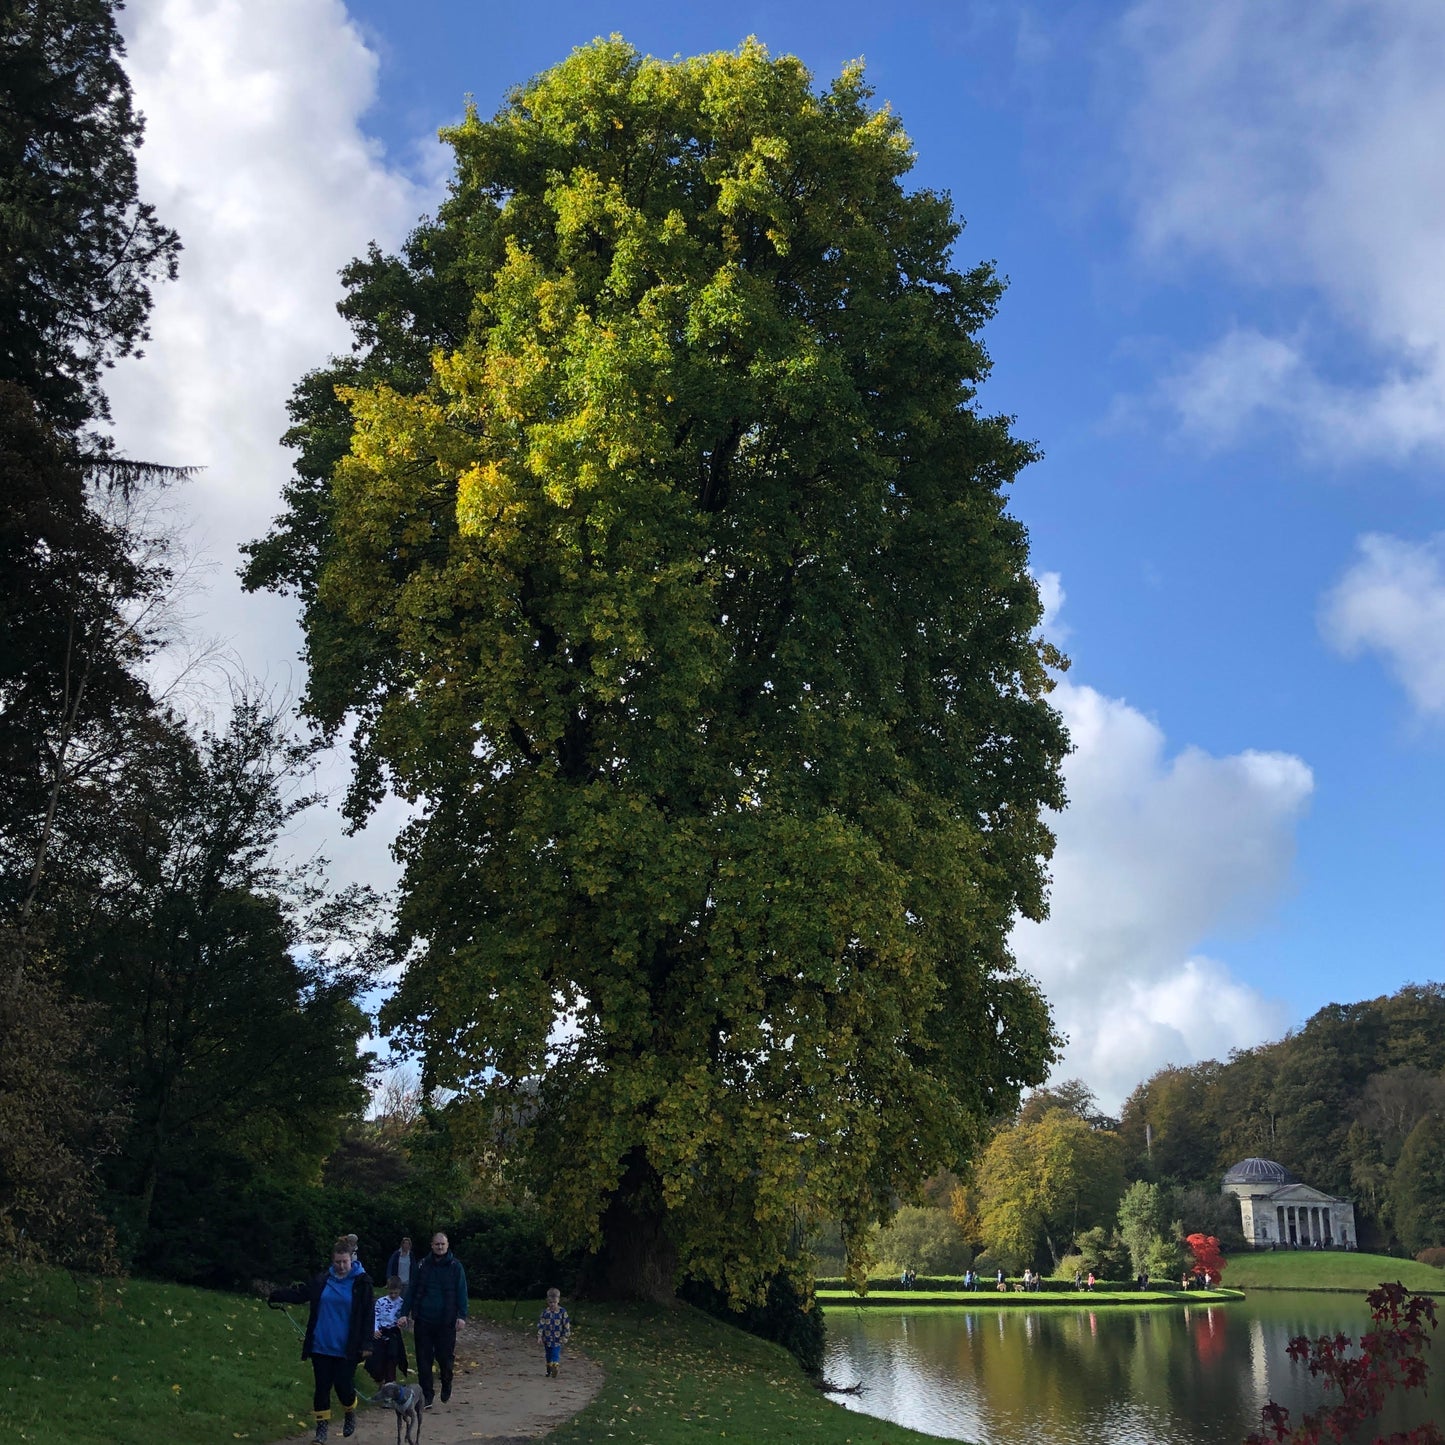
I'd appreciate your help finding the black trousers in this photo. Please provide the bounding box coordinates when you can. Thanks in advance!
[311,1353,357,1416]
[413,1319,457,1400]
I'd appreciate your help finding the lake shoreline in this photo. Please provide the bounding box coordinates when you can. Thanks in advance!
[818,1288,1243,1308]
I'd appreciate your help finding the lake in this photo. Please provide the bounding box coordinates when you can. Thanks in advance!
[822,1293,1444,1444]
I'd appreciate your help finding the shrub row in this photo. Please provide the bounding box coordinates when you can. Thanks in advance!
[131,1169,574,1298]
[815,1274,1196,1294]
[129,1174,825,1374]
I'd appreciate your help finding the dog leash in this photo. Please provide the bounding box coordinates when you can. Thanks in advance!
[265,1302,380,1404]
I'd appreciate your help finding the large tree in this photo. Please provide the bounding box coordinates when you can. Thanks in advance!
[0,0,181,1268]
[245,38,1068,1302]
[973,1110,1125,1271]
[0,0,180,428]
[55,703,380,1247]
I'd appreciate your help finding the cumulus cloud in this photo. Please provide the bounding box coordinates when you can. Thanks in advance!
[1033,569,1068,641]
[1012,679,1311,1110]
[1321,533,1445,715]
[108,0,441,892]
[1117,0,1445,458]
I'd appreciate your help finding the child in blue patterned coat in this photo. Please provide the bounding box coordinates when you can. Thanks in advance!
[537,1288,571,1378]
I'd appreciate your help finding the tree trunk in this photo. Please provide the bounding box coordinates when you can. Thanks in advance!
[588,1148,678,1302]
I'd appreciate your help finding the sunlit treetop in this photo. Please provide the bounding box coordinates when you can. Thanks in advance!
[245,36,1069,1303]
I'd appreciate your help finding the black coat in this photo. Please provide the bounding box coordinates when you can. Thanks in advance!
[270,1268,375,1363]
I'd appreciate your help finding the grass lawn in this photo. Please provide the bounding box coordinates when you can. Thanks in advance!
[475,1299,946,1445]
[1,1267,948,1445]
[815,1287,1241,1308]
[0,1267,314,1444]
[1222,1250,1444,1293]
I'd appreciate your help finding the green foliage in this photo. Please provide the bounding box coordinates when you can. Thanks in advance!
[0,0,184,1274]
[53,704,380,1248]
[0,967,122,1269]
[681,1270,827,1375]
[1392,1111,1445,1256]
[1054,1253,1086,1281]
[1146,1234,1185,1279]
[1117,1061,1223,1183]
[872,1205,973,1275]
[136,1167,570,1298]
[0,0,181,428]
[1117,1180,1173,1275]
[1017,1078,1105,1127]
[1169,1182,1246,1252]
[245,37,1068,1301]
[1107,986,1445,1254]
[1071,1225,1130,1280]
[976,1111,1126,1269]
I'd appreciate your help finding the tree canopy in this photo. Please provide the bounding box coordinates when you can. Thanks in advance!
[245,37,1069,1301]
[971,1108,1124,1271]
[0,0,180,428]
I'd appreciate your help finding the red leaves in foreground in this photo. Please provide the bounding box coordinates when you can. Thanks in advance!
[1245,1282,1441,1445]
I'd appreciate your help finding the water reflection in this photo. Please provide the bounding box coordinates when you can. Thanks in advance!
[823,1293,1442,1445]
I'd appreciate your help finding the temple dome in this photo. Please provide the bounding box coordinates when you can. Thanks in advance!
[1222,1157,1298,1187]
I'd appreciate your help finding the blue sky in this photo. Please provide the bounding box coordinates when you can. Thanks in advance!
[110,1,1445,1106]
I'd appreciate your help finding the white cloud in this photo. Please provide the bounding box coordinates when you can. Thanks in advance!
[108,0,442,894]
[1321,533,1445,715]
[1118,0,1445,458]
[1033,569,1067,640]
[1012,679,1311,1110]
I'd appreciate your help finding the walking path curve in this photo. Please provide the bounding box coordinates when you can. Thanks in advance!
[271,1322,603,1444]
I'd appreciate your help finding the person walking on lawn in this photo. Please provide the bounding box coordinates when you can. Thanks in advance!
[269,1237,374,1443]
[399,1231,469,1408]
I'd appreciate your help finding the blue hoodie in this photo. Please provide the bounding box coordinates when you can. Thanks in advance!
[312,1267,357,1357]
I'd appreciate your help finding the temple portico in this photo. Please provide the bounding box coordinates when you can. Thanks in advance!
[1222,1158,1357,1251]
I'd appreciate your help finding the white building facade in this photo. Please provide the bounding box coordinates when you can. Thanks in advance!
[1222,1158,1357,1250]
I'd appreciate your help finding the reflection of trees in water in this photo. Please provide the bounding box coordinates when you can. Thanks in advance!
[825,1296,1442,1444]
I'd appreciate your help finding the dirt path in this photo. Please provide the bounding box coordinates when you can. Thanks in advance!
[274,1323,603,1444]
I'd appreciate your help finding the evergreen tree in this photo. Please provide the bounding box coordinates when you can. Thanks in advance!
[0,0,179,428]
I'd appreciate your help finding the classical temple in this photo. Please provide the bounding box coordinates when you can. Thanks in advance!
[1221,1157,1357,1250]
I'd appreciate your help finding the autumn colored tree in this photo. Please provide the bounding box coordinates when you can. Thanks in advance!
[1185,1232,1226,1283]
[973,1111,1125,1270]
[244,38,1068,1302]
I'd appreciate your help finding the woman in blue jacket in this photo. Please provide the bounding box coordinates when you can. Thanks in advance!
[270,1237,375,1443]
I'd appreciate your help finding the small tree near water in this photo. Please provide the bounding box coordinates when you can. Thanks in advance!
[1186,1232,1227,1284]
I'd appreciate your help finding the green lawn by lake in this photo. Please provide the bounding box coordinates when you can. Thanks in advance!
[1222,1249,1443,1292]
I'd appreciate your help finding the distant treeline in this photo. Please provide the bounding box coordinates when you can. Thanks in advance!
[1114,983,1445,1256]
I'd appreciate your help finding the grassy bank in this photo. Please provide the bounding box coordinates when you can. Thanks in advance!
[1,1268,946,1445]
[0,1267,311,1444]
[1222,1250,1444,1293]
[477,1299,942,1444]
[816,1287,1242,1308]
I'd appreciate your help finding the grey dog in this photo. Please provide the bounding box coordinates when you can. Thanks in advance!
[374,1381,424,1445]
